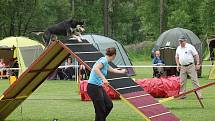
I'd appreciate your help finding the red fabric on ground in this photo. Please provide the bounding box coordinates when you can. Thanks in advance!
[136,76,180,98]
[79,80,120,101]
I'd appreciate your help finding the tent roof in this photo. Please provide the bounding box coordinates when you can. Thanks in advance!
[0,36,45,75]
[0,36,44,48]
[82,34,116,44]
[155,28,201,48]
[82,34,131,66]
[82,34,134,76]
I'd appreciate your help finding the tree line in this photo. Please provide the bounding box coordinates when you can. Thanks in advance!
[0,0,215,45]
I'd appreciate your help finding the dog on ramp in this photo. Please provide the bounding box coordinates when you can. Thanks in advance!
[43,19,85,45]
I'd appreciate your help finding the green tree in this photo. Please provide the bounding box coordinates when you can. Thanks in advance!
[109,0,144,44]
[30,0,72,32]
[167,9,192,29]
[70,0,103,34]
[136,0,160,41]
[199,0,215,36]
[0,0,37,38]
[166,0,202,36]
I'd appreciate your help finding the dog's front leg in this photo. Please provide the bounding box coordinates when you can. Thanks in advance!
[72,34,82,42]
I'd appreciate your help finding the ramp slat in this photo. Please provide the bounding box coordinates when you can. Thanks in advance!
[122,91,180,121]
[109,78,139,89]
[75,53,103,61]
[151,113,180,121]
[66,44,98,52]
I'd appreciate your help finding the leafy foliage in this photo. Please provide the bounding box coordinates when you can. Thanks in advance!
[0,0,215,44]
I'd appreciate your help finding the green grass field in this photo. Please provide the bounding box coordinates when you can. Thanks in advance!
[0,60,215,121]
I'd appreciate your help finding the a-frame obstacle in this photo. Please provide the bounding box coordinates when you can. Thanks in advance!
[0,40,180,121]
[0,41,71,120]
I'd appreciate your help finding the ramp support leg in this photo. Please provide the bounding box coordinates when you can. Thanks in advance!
[194,91,204,108]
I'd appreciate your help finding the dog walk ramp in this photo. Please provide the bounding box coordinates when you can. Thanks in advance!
[65,40,180,121]
[0,41,70,120]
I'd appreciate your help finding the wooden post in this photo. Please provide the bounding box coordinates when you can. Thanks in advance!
[104,0,109,36]
[160,0,164,34]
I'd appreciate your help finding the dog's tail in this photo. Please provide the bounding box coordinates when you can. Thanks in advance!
[30,30,48,46]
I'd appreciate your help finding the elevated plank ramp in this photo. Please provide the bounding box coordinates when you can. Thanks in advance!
[0,40,180,121]
[64,40,180,121]
[0,41,70,120]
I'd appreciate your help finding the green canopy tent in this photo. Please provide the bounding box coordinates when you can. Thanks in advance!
[0,37,45,76]
[154,28,202,76]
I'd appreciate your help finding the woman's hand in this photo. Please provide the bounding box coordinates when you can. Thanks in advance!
[120,69,127,73]
[103,78,109,86]
[114,68,127,74]
[108,67,128,74]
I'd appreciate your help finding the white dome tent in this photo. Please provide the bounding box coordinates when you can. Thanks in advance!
[82,34,135,76]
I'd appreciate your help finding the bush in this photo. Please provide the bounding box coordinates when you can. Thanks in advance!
[124,41,154,61]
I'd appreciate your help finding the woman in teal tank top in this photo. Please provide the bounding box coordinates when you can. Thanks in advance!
[87,47,127,121]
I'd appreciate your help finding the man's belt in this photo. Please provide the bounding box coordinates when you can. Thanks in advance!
[182,63,193,67]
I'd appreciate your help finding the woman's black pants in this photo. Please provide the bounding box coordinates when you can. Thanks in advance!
[87,83,113,121]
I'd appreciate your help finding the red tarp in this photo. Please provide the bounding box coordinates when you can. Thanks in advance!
[136,76,180,98]
[79,80,120,101]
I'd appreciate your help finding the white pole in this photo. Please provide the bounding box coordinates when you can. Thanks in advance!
[118,65,215,68]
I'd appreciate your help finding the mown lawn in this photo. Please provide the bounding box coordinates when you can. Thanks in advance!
[0,60,214,121]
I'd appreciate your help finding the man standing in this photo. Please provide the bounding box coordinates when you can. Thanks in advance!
[175,35,202,99]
